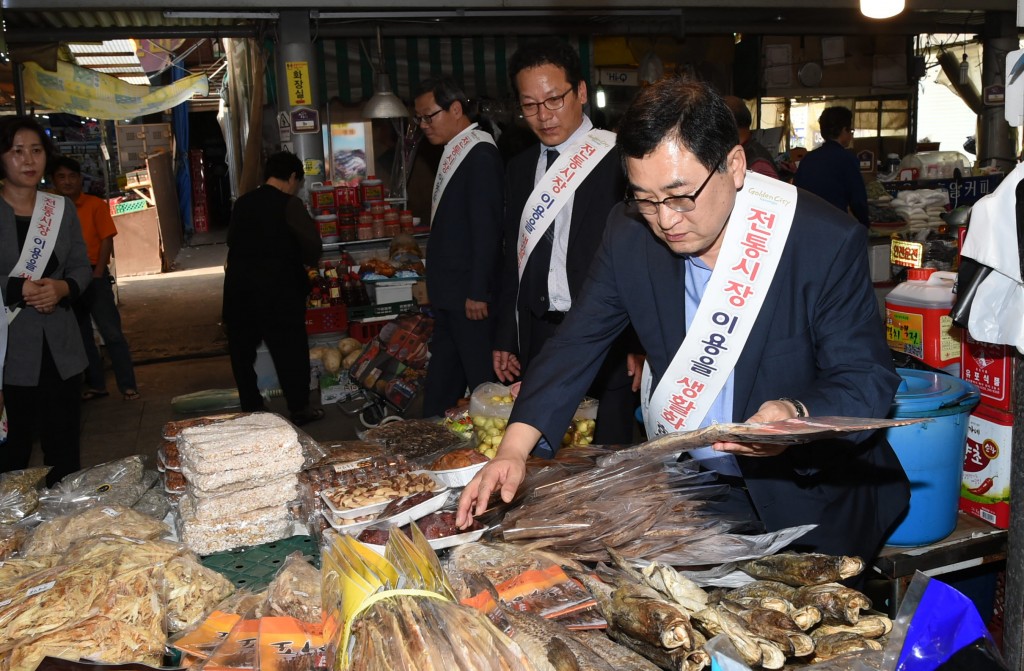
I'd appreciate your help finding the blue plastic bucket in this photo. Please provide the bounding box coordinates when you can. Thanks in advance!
[884,369,980,546]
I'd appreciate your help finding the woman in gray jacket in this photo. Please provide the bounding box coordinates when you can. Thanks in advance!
[0,116,91,486]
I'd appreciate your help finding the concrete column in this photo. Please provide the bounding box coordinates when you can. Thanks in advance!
[276,10,326,203]
[976,11,1018,174]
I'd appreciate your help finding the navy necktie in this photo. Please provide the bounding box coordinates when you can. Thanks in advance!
[543,149,559,244]
[546,149,559,170]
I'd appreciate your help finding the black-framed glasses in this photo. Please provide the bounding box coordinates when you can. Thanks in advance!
[517,87,574,117]
[625,166,719,216]
[413,108,445,126]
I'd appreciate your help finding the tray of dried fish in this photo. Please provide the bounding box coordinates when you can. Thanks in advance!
[320,470,444,518]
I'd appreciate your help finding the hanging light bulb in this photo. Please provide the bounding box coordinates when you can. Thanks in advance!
[860,0,905,19]
[595,86,607,109]
[959,51,970,85]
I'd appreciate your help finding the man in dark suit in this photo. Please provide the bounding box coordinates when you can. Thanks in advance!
[493,38,639,448]
[415,76,504,418]
[460,78,910,565]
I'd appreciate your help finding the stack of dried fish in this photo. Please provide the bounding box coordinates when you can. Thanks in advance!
[570,549,890,669]
[500,457,806,565]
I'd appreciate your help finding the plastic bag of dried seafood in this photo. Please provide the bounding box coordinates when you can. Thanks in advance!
[264,551,321,624]
[0,467,50,524]
[21,504,170,557]
[0,524,30,561]
[32,456,156,521]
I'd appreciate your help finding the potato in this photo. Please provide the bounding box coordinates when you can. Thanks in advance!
[322,348,342,374]
[342,349,361,369]
[309,346,329,361]
[338,337,363,355]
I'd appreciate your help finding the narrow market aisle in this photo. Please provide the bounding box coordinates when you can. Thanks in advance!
[74,233,365,471]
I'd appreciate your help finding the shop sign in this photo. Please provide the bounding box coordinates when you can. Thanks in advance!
[286,61,312,106]
[291,107,320,134]
[890,239,923,268]
[983,84,1005,106]
[599,69,639,87]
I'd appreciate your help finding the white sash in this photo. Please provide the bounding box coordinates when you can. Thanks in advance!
[7,192,65,324]
[430,125,497,224]
[641,172,798,438]
[515,129,616,281]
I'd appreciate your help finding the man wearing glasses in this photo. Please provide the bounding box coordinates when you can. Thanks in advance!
[459,79,909,566]
[493,37,640,450]
[414,76,504,419]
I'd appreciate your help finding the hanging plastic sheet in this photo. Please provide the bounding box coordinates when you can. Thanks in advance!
[955,162,1024,353]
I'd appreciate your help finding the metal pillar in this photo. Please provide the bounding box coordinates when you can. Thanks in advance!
[275,10,326,202]
[11,61,26,116]
[976,12,1018,174]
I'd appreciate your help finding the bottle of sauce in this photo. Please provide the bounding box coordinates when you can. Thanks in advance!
[360,175,384,205]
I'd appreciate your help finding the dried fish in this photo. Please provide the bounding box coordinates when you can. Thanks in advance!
[810,614,893,640]
[604,629,704,671]
[718,600,813,657]
[791,583,871,625]
[571,571,695,651]
[504,608,616,671]
[753,636,787,669]
[811,631,884,662]
[690,607,762,667]
[736,553,865,586]
[570,631,662,671]
[640,563,709,613]
[714,580,797,603]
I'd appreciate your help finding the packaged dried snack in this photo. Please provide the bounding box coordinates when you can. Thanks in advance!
[265,552,322,624]
[0,468,50,524]
[171,590,267,660]
[163,554,236,632]
[22,505,170,557]
[35,457,154,520]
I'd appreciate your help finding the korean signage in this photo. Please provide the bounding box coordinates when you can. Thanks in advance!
[286,61,312,107]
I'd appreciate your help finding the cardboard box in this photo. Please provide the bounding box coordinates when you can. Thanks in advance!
[959,403,1013,529]
[412,280,429,305]
[961,332,1015,413]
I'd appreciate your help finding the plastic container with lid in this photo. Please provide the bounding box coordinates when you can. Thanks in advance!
[338,210,357,242]
[371,215,386,239]
[383,209,400,237]
[315,213,339,243]
[885,268,962,373]
[310,182,336,212]
[884,369,979,546]
[399,210,414,234]
[360,175,384,204]
[357,212,374,241]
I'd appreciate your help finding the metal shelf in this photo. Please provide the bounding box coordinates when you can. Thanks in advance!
[321,231,428,253]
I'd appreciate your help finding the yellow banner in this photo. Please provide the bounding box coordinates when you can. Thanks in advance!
[23,61,209,120]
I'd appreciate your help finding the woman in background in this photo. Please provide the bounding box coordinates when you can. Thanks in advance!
[0,116,91,486]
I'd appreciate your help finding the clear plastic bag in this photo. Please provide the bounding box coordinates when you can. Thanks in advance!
[0,467,50,523]
[264,551,322,624]
[35,457,153,520]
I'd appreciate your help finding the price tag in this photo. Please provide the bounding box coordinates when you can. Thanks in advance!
[101,507,121,517]
[26,580,56,597]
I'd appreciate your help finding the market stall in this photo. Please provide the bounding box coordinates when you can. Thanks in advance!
[0,408,1007,671]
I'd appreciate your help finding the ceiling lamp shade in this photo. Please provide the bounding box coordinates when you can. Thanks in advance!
[362,27,409,119]
[860,0,905,19]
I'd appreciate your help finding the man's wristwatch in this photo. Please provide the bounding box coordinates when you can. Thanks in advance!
[779,397,808,418]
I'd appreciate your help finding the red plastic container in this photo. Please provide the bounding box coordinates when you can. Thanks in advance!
[349,320,387,343]
[305,305,347,334]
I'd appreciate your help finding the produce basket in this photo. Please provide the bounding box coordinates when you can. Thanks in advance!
[305,305,347,334]
[114,199,148,215]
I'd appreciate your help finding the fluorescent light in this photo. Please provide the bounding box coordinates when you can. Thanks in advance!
[860,0,905,19]
[163,11,279,19]
[595,87,607,109]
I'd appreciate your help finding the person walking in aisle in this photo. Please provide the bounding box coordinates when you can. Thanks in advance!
[222,151,324,426]
[794,106,870,226]
[415,76,505,418]
[50,156,140,401]
[723,95,780,179]
[0,116,91,486]
[493,37,640,449]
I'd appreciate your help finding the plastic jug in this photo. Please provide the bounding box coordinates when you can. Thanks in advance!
[885,268,962,374]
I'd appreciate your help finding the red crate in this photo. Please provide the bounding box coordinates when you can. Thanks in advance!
[348,320,387,343]
[305,305,347,334]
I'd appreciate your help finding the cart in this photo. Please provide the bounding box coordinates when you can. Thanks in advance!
[339,310,433,428]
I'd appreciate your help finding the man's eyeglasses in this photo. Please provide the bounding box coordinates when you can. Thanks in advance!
[625,166,719,216]
[517,87,574,117]
[413,108,445,126]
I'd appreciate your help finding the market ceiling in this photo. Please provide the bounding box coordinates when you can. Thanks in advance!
[1,0,1017,40]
